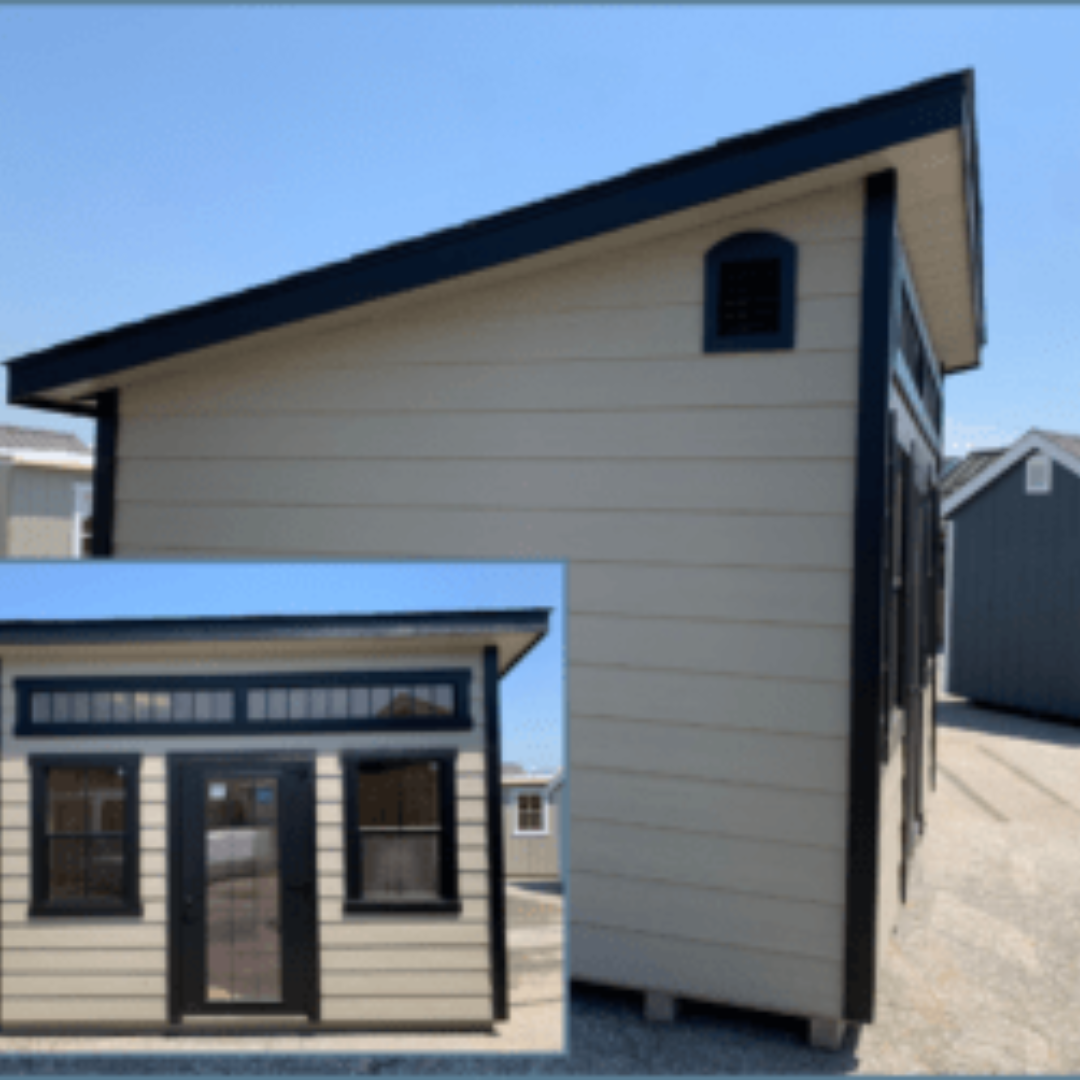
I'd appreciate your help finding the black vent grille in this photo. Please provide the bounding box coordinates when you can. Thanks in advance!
[718,258,782,337]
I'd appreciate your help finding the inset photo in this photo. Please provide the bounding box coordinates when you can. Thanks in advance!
[0,561,566,1057]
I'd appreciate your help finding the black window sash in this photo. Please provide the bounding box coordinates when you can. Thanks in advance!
[30,753,142,918]
[342,750,460,914]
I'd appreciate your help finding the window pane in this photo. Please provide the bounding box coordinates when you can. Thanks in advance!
[214,691,234,722]
[329,688,348,720]
[248,690,266,722]
[267,689,288,721]
[87,767,126,832]
[91,692,112,723]
[399,762,440,827]
[372,688,392,718]
[71,692,91,722]
[348,687,370,720]
[53,694,70,723]
[32,693,52,723]
[289,688,309,721]
[519,793,543,832]
[433,684,455,714]
[358,766,400,828]
[134,691,152,722]
[112,692,132,723]
[86,838,124,900]
[414,685,452,716]
[49,838,86,900]
[173,691,194,722]
[151,691,171,722]
[390,688,416,716]
[47,768,86,833]
[719,257,782,337]
[363,834,439,900]
[310,687,329,718]
[194,692,214,722]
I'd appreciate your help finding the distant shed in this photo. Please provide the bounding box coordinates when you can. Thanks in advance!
[502,770,562,879]
[943,429,1080,721]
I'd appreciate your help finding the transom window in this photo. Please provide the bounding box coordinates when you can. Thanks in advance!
[516,791,547,835]
[16,670,471,737]
[342,751,459,914]
[30,755,141,917]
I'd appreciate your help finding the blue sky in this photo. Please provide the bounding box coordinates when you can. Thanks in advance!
[0,561,566,772]
[3,6,1078,451]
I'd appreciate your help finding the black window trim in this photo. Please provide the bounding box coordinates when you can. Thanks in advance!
[29,753,142,919]
[341,749,461,916]
[703,230,798,353]
[14,669,473,738]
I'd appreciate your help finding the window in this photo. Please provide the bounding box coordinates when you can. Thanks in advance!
[342,751,459,913]
[1026,454,1052,495]
[703,231,797,352]
[30,755,141,917]
[515,791,547,836]
[16,670,470,737]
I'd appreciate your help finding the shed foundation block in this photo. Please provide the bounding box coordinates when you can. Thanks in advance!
[808,1018,849,1051]
[643,991,678,1024]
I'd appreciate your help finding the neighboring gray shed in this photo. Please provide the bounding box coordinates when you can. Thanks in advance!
[502,770,562,880]
[943,430,1080,721]
[0,425,93,558]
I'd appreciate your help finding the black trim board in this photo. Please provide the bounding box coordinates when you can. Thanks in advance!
[843,169,900,1024]
[483,645,509,1022]
[6,71,981,409]
[90,389,117,558]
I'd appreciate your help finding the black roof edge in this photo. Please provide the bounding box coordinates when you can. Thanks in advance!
[6,69,981,412]
[0,609,552,667]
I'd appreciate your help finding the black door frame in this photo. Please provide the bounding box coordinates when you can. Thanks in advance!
[167,753,320,1022]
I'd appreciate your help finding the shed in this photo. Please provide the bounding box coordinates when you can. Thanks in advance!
[502,770,562,880]
[0,426,93,558]
[943,430,1080,722]
[3,71,986,1046]
[0,608,549,1032]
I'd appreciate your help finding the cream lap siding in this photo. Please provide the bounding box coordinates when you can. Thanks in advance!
[7,467,84,559]
[113,181,864,1018]
[0,649,492,1028]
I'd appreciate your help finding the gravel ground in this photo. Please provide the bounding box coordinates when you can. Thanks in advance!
[1,695,1077,1073]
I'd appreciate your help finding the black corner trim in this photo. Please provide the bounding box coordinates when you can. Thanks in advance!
[91,389,118,558]
[703,231,797,353]
[483,645,509,1022]
[844,169,899,1025]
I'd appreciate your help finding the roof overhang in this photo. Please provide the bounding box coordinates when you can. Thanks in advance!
[943,431,1080,517]
[5,70,984,416]
[0,608,551,677]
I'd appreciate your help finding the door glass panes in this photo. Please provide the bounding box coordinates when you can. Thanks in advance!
[205,777,282,1005]
[45,766,127,903]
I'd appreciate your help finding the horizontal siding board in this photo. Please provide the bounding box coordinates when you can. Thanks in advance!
[3,925,166,949]
[574,717,847,794]
[126,353,860,418]
[2,999,167,1023]
[117,503,856,568]
[321,922,488,947]
[2,899,167,924]
[572,615,848,683]
[572,819,845,905]
[1,949,167,973]
[322,972,491,997]
[320,997,492,1023]
[3,974,164,997]
[571,924,842,1019]
[117,458,856,516]
[571,665,848,738]
[321,897,488,924]
[572,872,843,962]
[320,948,489,972]
[119,407,857,463]
[571,768,846,850]
[572,563,851,629]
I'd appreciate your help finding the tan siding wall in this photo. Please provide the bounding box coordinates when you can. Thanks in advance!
[114,181,865,1020]
[0,647,492,1028]
[7,466,87,559]
[502,787,560,878]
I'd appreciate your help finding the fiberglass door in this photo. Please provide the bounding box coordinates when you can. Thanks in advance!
[172,758,318,1019]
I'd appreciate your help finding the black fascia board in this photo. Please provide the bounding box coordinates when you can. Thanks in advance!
[0,608,551,659]
[6,71,981,410]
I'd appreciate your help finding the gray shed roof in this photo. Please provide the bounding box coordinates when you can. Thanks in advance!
[941,448,1005,500]
[0,424,90,456]
[1036,429,1080,463]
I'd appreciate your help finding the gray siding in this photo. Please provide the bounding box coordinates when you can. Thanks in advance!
[6,466,89,558]
[949,458,1080,720]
